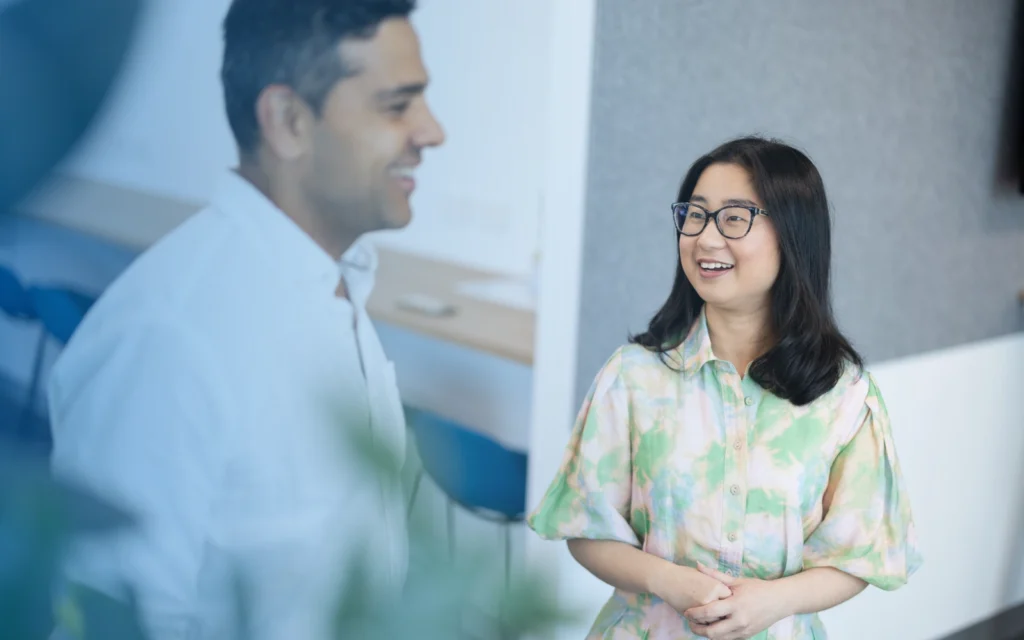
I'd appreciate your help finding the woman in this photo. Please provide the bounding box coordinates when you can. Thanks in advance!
[527,136,921,639]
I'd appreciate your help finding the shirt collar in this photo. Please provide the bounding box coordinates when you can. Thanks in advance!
[673,305,718,374]
[211,170,379,305]
[339,240,379,310]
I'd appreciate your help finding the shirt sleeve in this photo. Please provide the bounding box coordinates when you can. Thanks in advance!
[526,348,639,547]
[49,317,231,639]
[802,373,922,590]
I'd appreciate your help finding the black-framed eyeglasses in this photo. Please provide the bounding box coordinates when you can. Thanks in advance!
[671,202,770,239]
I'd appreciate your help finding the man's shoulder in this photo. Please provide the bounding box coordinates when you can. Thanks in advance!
[56,206,261,369]
[123,205,243,283]
[91,206,254,315]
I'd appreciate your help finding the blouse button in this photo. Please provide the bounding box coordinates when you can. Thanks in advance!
[730,485,740,495]
[744,396,754,406]
[728,532,738,542]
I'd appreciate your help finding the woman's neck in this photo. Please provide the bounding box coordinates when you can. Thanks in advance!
[704,303,773,376]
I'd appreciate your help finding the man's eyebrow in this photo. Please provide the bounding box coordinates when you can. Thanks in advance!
[375,82,427,101]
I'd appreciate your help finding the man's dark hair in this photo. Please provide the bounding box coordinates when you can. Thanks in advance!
[221,0,416,155]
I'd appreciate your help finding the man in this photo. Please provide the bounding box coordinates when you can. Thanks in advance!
[48,0,444,637]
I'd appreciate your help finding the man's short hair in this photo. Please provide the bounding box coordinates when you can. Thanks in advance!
[221,0,416,155]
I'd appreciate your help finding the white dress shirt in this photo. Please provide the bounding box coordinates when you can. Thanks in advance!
[48,171,408,639]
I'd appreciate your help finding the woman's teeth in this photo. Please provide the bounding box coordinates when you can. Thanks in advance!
[699,261,733,271]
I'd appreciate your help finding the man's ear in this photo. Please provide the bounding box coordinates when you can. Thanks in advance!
[254,85,314,160]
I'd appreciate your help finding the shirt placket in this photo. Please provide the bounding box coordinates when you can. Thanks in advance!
[719,368,750,578]
[353,308,402,588]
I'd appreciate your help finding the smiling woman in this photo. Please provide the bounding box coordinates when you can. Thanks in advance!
[673,164,780,341]
[526,136,922,639]
[635,136,859,405]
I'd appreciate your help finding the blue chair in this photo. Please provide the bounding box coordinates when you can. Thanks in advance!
[0,265,96,446]
[19,284,96,442]
[0,266,37,439]
[0,266,33,320]
[405,407,528,586]
[28,285,96,344]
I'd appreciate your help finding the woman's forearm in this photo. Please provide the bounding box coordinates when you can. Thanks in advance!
[566,538,679,596]
[774,567,867,616]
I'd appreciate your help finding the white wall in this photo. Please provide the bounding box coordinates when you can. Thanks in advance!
[382,0,548,278]
[520,0,597,637]
[61,0,234,205]
[62,0,548,278]
[529,333,1024,640]
[820,332,1024,640]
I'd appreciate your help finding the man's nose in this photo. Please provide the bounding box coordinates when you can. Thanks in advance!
[414,105,445,149]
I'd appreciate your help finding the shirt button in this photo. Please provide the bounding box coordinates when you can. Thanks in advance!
[728,532,738,542]
[744,396,754,406]
[730,485,740,495]
[733,440,742,450]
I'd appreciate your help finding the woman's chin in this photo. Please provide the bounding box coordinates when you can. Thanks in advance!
[693,285,734,307]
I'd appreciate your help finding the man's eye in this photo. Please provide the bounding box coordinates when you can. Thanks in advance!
[387,102,411,115]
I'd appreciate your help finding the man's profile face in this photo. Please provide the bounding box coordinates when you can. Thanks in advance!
[303,18,445,240]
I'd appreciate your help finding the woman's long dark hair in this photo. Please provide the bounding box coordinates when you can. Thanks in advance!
[630,136,862,406]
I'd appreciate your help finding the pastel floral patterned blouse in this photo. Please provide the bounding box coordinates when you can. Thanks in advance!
[528,308,921,639]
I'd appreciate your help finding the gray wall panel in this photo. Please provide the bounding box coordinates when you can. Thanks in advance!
[576,0,1024,402]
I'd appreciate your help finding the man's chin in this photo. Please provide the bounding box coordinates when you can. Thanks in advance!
[380,206,413,231]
